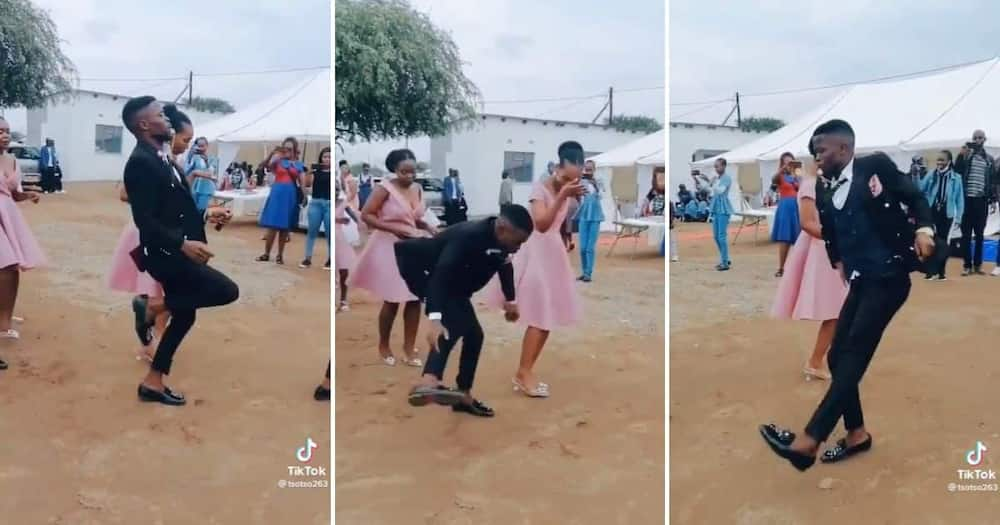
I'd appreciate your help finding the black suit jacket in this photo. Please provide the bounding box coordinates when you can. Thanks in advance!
[123,141,207,275]
[815,152,935,273]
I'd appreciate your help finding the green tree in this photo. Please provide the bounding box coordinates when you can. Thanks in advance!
[335,0,480,143]
[740,116,785,133]
[189,96,236,114]
[0,0,77,108]
[606,114,662,133]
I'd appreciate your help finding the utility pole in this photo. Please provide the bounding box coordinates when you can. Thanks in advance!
[608,86,614,125]
[188,71,194,106]
[735,91,741,127]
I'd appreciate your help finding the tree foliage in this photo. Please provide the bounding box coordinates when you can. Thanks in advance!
[740,116,785,133]
[606,114,662,133]
[0,0,76,108]
[335,0,480,143]
[189,96,236,114]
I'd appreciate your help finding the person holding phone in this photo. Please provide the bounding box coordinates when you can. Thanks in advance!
[256,137,304,265]
[771,153,802,277]
[186,137,216,215]
[696,158,734,271]
[348,149,436,367]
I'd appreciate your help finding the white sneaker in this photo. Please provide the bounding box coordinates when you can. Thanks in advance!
[991,267,1000,277]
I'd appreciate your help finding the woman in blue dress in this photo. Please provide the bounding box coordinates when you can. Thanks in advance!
[770,152,802,277]
[256,137,304,265]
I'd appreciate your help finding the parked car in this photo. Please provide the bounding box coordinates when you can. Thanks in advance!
[368,175,445,222]
[7,142,41,189]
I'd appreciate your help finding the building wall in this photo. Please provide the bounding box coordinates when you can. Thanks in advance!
[667,122,762,200]
[431,115,644,216]
[26,92,220,182]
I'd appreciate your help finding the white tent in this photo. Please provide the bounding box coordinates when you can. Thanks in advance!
[589,130,665,230]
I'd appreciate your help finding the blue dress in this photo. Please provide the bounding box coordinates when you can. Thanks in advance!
[771,173,801,243]
[259,158,303,230]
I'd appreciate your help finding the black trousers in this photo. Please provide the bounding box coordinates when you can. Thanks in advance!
[928,207,952,277]
[40,168,57,192]
[147,258,239,375]
[421,297,484,392]
[804,275,910,442]
[444,201,466,225]
[961,196,987,269]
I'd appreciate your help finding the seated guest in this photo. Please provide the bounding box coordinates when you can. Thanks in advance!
[640,167,666,217]
[677,184,693,206]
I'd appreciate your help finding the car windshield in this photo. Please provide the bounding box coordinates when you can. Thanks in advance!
[12,146,40,160]
[419,178,443,192]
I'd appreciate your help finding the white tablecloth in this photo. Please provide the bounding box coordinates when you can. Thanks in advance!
[214,188,270,218]
[617,216,666,247]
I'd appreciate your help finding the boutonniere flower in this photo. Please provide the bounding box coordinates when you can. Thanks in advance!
[869,175,883,197]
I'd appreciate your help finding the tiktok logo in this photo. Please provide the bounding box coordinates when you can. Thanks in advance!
[967,441,988,467]
[297,437,318,463]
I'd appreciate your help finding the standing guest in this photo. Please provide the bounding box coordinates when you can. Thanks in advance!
[107,103,194,362]
[256,137,304,265]
[400,206,533,417]
[357,162,374,209]
[919,150,964,281]
[121,96,238,406]
[443,168,467,225]
[486,141,586,398]
[499,170,514,209]
[641,167,667,217]
[575,159,604,282]
[908,155,927,186]
[334,177,357,311]
[699,158,733,271]
[254,161,267,187]
[338,160,360,211]
[300,147,332,270]
[771,152,802,277]
[0,116,46,370]
[771,157,847,381]
[186,137,216,215]
[760,119,935,471]
[348,149,435,367]
[954,130,994,276]
[38,138,63,194]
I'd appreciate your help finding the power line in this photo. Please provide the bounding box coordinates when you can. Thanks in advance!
[78,65,329,82]
[483,85,663,105]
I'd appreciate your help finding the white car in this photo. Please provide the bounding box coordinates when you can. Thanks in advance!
[7,142,42,189]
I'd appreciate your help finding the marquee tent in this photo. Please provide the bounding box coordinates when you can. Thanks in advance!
[589,130,665,230]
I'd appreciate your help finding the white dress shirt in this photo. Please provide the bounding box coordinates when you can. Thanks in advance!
[832,158,855,210]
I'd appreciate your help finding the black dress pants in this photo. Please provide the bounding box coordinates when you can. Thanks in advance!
[804,274,911,442]
[961,196,987,269]
[929,207,952,277]
[420,297,484,392]
[147,257,239,375]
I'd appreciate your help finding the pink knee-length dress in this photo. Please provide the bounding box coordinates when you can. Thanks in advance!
[484,181,581,330]
[106,215,164,297]
[347,180,425,303]
[771,176,848,321]
[334,200,356,272]
[0,156,47,270]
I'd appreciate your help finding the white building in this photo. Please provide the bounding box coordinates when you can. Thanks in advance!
[25,90,221,182]
[431,114,647,216]
[667,121,763,200]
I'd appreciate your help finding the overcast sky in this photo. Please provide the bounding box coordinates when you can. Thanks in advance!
[670,0,1000,125]
[4,0,329,132]
[341,0,665,164]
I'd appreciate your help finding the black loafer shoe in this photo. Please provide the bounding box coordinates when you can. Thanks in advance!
[131,295,154,346]
[759,424,815,471]
[138,384,186,406]
[313,386,331,401]
[820,435,872,464]
[761,423,795,446]
[453,399,495,417]
[0,357,7,370]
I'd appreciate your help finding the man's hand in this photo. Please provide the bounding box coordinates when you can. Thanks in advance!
[181,240,214,264]
[206,206,232,226]
[503,302,519,323]
[425,320,449,352]
[915,231,935,262]
[27,191,41,204]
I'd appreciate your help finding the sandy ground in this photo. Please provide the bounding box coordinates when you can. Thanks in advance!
[669,221,1000,524]
[335,232,665,524]
[0,183,330,524]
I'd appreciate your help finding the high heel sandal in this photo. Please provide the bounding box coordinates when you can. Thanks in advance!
[401,350,423,367]
[380,353,397,366]
[0,329,20,340]
[803,364,831,381]
[512,378,550,398]
[255,254,270,262]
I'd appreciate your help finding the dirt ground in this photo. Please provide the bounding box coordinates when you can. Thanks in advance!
[335,232,665,524]
[670,221,1000,524]
[0,183,330,524]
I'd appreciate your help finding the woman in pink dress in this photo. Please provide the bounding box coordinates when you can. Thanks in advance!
[334,177,357,312]
[348,149,435,367]
[770,165,848,380]
[0,116,47,370]
[487,141,587,397]
[106,103,194,361]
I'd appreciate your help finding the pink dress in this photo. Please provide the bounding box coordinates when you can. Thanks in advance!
[347,181,425,303]
[771,176,848,321]
[484,181,581,330]
[106,216,164,297]
[334,201,356,271]
[0,156,47,270]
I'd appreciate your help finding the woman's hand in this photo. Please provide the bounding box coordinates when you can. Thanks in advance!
[558,180,585,200]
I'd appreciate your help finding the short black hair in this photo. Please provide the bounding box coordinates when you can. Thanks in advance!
[338,160,348,167]
[812,119,855,144]
[162,103,191,133]
[449,168,458,177]
[716,157,727,167]
[500,204,533,233]
[122,95,157,134]
[385,148,416,173]
[557,140,584,166]
[362,162,370,168]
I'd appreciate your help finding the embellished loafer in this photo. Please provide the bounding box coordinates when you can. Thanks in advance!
[759,424,815,471]
[138,384,186,406]
[131,295,154,346]
[820,435,872,464]
[453,398,495,417]
[761,423,796,446]
[313,385,330,401]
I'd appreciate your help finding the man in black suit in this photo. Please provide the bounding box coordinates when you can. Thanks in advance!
[397,205,533,417]
[760,119,936,470]
[121,96,239,406]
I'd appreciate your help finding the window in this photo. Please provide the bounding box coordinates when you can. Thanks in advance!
[11,146,40,160]
[95,124,123,154]
[503,151,535,183]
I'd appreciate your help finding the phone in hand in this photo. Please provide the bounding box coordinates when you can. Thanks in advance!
[788,160,803,169]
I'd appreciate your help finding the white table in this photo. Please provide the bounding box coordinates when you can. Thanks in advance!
[213,188,270,219]
[608,216,666,258]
